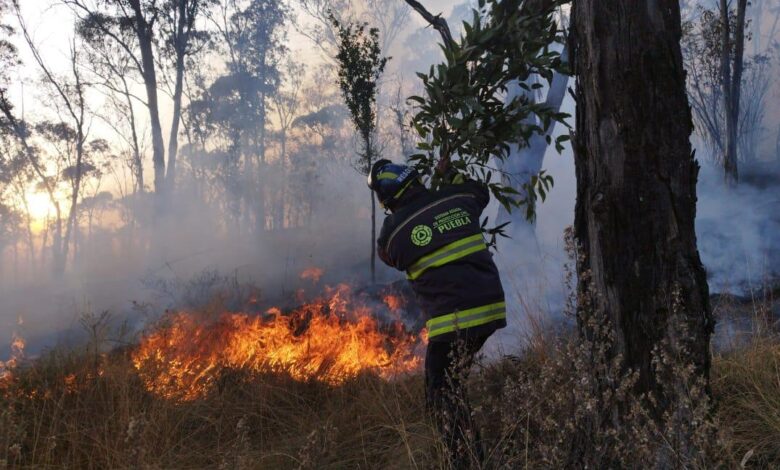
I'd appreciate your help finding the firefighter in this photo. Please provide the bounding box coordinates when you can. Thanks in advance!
[368,159,506,468]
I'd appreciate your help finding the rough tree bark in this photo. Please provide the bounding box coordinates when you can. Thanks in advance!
[570,0,713,419]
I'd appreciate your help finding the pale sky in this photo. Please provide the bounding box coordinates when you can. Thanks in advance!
[4,0,473,214]
[7,0,464,122]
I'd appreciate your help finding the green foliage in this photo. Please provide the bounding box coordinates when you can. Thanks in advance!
[407,0,569,219]
[328,13,388,174]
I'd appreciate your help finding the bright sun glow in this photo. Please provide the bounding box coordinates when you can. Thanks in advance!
[26,192,57,227]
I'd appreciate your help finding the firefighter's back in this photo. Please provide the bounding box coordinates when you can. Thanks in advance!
[377,180,506,342]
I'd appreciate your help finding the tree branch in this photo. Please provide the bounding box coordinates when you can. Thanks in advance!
[403,0,454,50]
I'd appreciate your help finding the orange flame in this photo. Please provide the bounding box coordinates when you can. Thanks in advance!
[300,267,324,283]
[0,332,26,387]
[383,293,405,312]
[132,284,423,401]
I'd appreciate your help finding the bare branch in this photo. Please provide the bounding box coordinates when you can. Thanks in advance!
[403,0,454,50]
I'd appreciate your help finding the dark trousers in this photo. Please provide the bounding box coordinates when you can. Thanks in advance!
[425,334,489,469]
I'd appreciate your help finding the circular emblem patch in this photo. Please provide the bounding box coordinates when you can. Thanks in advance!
[411,225,433,247]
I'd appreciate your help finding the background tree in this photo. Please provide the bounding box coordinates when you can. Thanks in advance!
[569,0,713,463]
[15,6,91,274]
[270,58,305,229]
[682,5,774,172]
[194,0,287,233]
[329,14,387,284]
[158,0,212,191]
[69,0,167,196]
[296,0,352,60]
[720,0,749,185]
[0,0,24,277]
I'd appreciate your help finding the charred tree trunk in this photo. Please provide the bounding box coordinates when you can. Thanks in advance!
[571,0,713,425]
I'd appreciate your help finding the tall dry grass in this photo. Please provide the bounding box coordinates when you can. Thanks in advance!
[0,345,447,469]
[1,319,779,468]
[2,274,779,468]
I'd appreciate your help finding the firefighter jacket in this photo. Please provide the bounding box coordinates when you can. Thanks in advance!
[377,179,507,342]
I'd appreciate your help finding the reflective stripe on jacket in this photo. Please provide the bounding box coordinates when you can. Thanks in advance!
[377,180,506,342]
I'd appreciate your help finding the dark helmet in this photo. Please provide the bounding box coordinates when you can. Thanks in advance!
[367,159,420,209]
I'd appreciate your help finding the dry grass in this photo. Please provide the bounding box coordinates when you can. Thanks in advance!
[713,338,780,467]
[0,346,446,469]
[2,325,778,469]
[2,276,779,468]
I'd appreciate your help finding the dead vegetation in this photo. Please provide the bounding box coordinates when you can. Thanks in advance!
[1,283,778,469]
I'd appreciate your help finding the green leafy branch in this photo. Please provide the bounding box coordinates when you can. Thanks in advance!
[407,0,570,222]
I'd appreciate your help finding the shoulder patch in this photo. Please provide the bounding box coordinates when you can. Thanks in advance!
[411,225,433,246]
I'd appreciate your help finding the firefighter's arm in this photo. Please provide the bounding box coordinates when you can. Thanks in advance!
[376,221,396,268]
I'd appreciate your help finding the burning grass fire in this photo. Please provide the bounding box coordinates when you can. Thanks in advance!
[132,283,424,401]
[0,332,25,383]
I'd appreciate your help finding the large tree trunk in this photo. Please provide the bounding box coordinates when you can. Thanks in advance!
[571,0,712,424]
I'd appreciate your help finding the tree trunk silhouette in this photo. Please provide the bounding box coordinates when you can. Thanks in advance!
[724,0,748,184]
[570,0,713,433]
[129,0,166,197]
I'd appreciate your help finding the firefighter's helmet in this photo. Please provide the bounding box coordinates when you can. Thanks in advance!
[367,159,420,209]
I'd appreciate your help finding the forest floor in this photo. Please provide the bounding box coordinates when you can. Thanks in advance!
[1,282,778,469]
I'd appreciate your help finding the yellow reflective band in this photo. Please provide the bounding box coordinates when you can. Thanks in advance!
[407,234,486,280]
[426,302,506,338]
[377,171,399,180]
[427,301,505,327]
[392,178,416,201]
